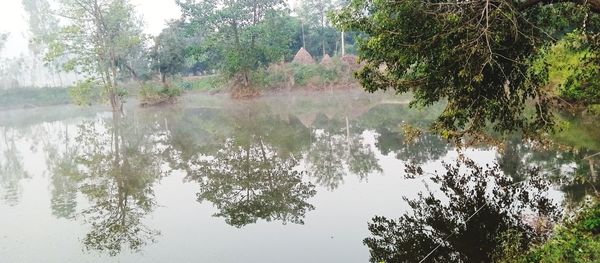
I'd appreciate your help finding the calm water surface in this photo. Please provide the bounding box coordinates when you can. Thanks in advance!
[0,90,598,262]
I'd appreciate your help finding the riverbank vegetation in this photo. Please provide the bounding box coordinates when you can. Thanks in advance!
[1,0,599,261]
[0,87,70,109]
[333,0,600,139]
[2,0,361,111]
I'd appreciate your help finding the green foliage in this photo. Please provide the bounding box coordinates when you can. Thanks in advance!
[292,63,338,86]
[521,199,600,263]
[174,75,225,92]
[22,0,59,55]
[333,0,600,138]
[46,0,146,110]
[152,21,189,83]
[177,0,303,88]
[69,79,102,106]
[298,0,342,57]
[552,113,600,151]
[537,32,600,104]
[139,83,182,105]
[0,87,71,108]
[589,104,600,115]
[257,59,355,89]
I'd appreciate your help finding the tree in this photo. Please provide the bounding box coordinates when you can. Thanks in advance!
[46,0,145,111]
[22,0,61,87]
[177,0,293,91]
[151,21,189,88]
[298,0,338,57]
[333,0,600,139]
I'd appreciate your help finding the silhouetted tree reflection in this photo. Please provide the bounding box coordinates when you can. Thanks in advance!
[364,159,560,263]
[377,130,451,165]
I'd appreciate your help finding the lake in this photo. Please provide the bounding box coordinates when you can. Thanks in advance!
[0,90,598,262]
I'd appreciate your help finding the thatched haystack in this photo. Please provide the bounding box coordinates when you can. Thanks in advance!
[293,47,315,64]
[320,54,333,66]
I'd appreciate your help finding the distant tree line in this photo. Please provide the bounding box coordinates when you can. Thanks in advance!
[12,0,357,111]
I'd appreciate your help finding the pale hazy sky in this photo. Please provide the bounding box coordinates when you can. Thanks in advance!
[0,0,182,57]
[0,0,302,58]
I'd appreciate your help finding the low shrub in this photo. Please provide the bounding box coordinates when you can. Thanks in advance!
[256,58,356,90]
[175,75,225,92]
[500,199,600,263]
[139,83,182,106]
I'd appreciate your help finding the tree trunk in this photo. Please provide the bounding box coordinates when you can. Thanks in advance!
[341,31,346,56]
[301,21,306,48]
[161,73,168,88]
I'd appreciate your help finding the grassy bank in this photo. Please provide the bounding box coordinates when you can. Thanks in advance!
[0,87,71,109]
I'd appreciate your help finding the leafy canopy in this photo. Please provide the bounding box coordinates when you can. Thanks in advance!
[333,0,600,138]
[177,0,295,87]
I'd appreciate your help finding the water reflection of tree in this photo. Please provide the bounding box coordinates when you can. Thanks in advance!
[172,107,317,227]
[307,113,382,190]
[43,124,79,219]
[379,131,450,164]
[358,104,451,165]
[497,137,600,204]
[186,139,316,227]
[0,127,28,206]
[364,160,559,263]
[52,114,164,256]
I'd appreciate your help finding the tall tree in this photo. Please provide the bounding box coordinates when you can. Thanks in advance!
[22,0,60,86]
[151,21,189,88]
[45,0,144,111]
[177,0,293,91]
[298,0,337,56]
[333,0,600,139]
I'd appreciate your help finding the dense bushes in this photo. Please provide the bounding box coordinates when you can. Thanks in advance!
[174,75,225,92]
[542,32,600,106]
[139,83,182,106]
[498,198,600,263]
[255,58,357,90]
[522,199,600,263]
